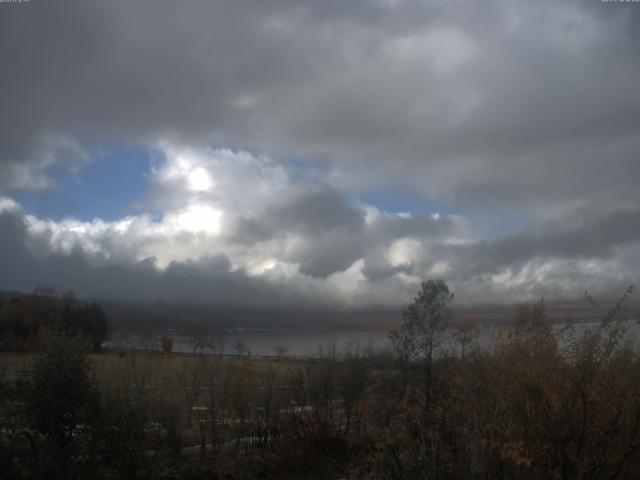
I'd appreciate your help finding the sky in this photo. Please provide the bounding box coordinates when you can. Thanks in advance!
[1,0,639,309]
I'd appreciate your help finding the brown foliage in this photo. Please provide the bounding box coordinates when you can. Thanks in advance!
[370,289,640,480]
[161,335,174,354]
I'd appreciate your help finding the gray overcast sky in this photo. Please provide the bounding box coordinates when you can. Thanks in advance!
[0,0,639,307]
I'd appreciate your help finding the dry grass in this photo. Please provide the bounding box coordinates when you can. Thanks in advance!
[1,349,299,386]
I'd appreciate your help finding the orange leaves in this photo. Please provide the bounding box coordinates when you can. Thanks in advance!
[161,335,174,354]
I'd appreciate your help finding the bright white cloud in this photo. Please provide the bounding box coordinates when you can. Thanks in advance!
[0,196,20,213]
[187,167,213,191]
[386,238,422,267]
[4,144,489,305]
[4,140,639,306]
[165,204,222,235]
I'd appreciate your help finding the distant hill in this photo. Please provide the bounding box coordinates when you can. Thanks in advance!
[0,289,28,303]
[101,300,402,333]
[2,288,637,333]
[101,298,640,334]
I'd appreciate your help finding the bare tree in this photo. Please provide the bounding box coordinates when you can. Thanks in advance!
[306,354,338,423]
[178,357,206,427]
[206,327,228,357]
[286,365,307,413]
[202,358,231,454]
[451,318,480,359]
[232,339,247,356]
[184,323,208,355]
[227,362,256,454]
[259,365,278,424]
[273,345,288,357]
[339,342,371,434]
[389,279,453,417]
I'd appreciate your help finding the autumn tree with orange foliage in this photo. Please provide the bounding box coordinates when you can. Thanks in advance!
[370,284,640,480]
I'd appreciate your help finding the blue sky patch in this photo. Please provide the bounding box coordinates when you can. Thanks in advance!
[14,145,153,222]
[358,189,455,217]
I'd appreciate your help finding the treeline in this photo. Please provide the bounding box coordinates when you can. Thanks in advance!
[1,336,373,479]
[374,281,640,479]
[0,289,108,352]
[1,281,639,479]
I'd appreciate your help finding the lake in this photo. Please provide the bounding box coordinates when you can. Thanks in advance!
[105,318,640,358]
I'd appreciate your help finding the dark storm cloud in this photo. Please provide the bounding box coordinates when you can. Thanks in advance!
[361,254,412,283]
[0,209,314,306]
[234,186,365,243]
[2,0,640,305]
[278,187,365,235]
[288,208,459,279]
[486,208,640,268]
[235,186,368,278]
[231,185,458,278]
[1,198,638,306]
[0,0,401,167]
[2,0,639,214]
[429,208,640,280]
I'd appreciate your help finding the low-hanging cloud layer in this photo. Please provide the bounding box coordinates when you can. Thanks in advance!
[1,0,639,307]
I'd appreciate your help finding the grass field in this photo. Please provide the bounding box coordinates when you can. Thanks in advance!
[1,349,300,385]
